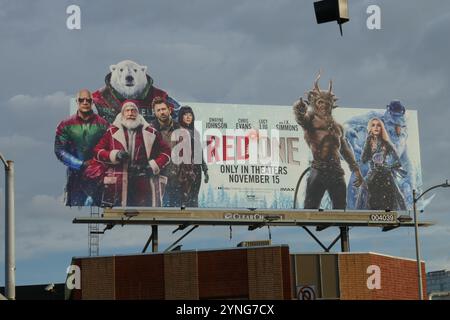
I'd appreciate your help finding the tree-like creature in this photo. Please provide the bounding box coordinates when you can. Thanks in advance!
[293,73,363,209]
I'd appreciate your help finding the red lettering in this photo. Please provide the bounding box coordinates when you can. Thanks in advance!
[223,135,235,161]
[207,135,221,163]
[207,135,253,163]
[236,136,249,160]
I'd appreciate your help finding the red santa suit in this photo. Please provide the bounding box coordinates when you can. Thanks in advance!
[93,112,171,207]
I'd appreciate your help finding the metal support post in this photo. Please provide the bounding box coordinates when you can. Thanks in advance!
[5,160,15,300]
[151,225,158,252]
[413,189,423,300]
[340,226,350,252]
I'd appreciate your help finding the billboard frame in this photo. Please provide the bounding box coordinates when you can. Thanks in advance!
[72,207,433,254]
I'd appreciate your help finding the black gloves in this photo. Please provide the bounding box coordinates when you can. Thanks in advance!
[80,161,89,170]
[116,150,130,162]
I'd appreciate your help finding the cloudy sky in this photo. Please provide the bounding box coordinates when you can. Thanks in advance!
[0,0,450,286]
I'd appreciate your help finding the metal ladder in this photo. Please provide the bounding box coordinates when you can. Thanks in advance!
[88,206,100,256]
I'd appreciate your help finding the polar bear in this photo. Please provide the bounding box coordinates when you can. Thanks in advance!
[109,60,148,99]
[93,59,180,123]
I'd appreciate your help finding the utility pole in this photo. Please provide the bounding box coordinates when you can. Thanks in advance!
[413,180,449,300]
[1,153,15,300]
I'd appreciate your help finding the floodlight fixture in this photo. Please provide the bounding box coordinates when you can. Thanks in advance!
[314,0,349,36]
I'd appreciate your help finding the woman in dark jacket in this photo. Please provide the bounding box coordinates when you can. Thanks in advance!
[357,117,406,210]
[178,106,209,207]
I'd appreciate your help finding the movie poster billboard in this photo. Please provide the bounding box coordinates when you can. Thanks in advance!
[55,60,421,211]
[190,102,422,211]
[59,100,421,211]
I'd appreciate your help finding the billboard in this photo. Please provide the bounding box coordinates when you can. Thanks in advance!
[55,61,421,211]
[57,102,422,211]
[190,102,421,211]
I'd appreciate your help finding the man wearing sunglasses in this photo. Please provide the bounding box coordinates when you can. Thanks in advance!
[54,89,109,206]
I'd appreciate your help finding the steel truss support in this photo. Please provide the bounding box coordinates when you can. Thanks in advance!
[164,225,199,252]
[302,226,348,252]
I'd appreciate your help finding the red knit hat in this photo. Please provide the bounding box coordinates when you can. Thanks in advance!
[121,100,138,113]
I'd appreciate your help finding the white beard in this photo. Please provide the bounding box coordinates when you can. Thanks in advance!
[121,118,142,130]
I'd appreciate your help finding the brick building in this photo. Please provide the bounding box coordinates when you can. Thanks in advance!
[67,246,426,300]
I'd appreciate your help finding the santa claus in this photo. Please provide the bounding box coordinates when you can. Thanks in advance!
[93,101,171,207]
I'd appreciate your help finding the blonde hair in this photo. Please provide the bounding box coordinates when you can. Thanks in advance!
[367,118,391,143]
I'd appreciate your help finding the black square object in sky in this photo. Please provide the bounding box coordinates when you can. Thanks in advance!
[314,0,349,24]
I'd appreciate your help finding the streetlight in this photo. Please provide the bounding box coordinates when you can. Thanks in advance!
[0,152,15,300]
[413,180,450,300]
